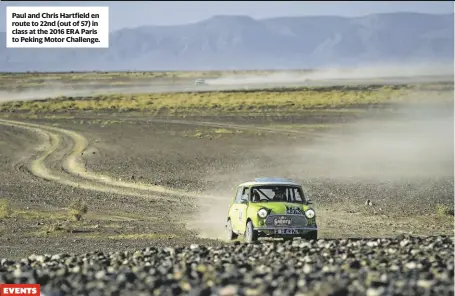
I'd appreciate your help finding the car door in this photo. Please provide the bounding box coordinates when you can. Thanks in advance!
[229,187,243,232]
[237,187,250,234]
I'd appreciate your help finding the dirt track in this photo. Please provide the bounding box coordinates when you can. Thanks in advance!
[0,72,452,261]
[0,102,453,259]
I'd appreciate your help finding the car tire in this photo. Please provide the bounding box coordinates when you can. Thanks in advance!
[226,220,238,241]
[244,221,258,243]
[304,231,318,241]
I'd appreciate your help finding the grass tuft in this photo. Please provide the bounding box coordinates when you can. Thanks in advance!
[68,197,88,221]
[43,222,65,233]
[436,204,454,216]
[0,199,12,218]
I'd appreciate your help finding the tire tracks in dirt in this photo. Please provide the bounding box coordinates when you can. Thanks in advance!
[73,116,345,141]
[0,118,213,202]
[0,117,338,203]
[3,117,431,240]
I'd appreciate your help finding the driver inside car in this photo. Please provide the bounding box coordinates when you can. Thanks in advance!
[252,190,260,202]
[273,188,286,201]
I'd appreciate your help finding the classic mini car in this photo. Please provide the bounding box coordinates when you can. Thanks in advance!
[225,178,317,242]
[194,79,206,85]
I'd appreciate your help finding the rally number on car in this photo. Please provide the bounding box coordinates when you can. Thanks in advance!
[285,206,304,215]
[238,209,243,222]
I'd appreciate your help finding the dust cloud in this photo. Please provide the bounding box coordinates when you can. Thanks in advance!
[204,62,454,85]
[187,87,454,240]
[272,93,454,215]
[1,63,453,104]
[0,84,171,103]
[288,103,453,182]
[185,187,234,241]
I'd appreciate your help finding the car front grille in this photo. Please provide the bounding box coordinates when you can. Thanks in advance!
[265,214,308,228]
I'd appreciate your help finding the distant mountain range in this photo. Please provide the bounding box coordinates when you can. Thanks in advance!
[1,12,453,72]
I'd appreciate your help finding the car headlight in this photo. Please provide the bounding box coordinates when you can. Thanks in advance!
[305,209,315,219]
[258,208,268,218]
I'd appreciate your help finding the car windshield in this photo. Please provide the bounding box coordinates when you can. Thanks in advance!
[250,185,306,203]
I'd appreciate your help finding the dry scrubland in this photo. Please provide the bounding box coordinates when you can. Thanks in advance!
[0,83,452,115]
[0,71,453,295]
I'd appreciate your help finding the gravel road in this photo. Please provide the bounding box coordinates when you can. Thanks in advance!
[1,235,453,296]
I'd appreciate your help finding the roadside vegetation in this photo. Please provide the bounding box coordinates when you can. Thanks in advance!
[0,197,158,239]
[0,197,91,236]
[436,204,455,216]
[0,83,452,115]
[68,197,89,221]
[0,199,12,218]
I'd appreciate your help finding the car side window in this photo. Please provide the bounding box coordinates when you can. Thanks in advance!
[242,187,250,201]
[235,187,243,203]
[292,187,305,202]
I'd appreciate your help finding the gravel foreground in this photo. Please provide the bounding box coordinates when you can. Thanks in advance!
[0,235,453,296]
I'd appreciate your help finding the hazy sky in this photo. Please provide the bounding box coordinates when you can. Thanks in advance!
[1,1,453,32]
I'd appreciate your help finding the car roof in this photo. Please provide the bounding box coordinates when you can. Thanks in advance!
[238,177,299,187]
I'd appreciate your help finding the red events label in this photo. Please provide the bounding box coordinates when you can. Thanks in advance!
[0,285,40,296]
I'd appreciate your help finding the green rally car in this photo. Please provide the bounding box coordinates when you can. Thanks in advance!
[225,177,317,242]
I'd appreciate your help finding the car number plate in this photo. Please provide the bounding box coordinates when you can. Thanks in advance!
[274,229,298,235]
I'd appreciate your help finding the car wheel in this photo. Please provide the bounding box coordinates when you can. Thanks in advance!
[226,220,238,241]
[244,221,258,243]
[303,231,318,241]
